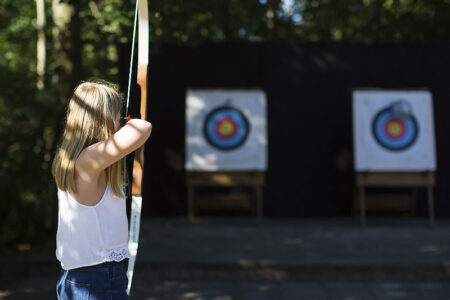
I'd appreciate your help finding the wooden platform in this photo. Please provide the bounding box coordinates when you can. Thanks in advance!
[355,172,435,226]
[186,171,265,221]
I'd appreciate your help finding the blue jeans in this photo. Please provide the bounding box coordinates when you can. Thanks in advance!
[56,259,129,300]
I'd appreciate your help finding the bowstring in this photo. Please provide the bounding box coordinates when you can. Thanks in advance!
[124,0,139,195]
[125,0,139,119]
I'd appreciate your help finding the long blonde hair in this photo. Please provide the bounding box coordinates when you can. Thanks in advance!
[52,80,125,197]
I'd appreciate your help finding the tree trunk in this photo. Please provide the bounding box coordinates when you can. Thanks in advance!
[36,0,46,90]
[51,0,71,90]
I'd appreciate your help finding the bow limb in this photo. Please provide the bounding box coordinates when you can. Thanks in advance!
[127,0,149,295]
[132,0,149,192]
[137,0,149,121]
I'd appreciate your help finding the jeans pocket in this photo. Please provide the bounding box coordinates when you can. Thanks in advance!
[62,279,90,300]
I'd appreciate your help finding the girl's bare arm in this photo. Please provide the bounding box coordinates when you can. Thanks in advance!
[75,119,152,178]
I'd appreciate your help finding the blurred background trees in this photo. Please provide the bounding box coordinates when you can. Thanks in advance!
[1,0,450,246]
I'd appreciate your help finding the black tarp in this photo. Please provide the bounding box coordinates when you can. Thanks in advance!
[120,41,450,218]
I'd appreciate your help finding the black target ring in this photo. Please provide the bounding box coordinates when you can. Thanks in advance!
[371,106,419,151]
[203,106,250,151]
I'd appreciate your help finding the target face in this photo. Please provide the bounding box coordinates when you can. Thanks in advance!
[203,106,250,150]
[353,90,435,171]
[371,104,419,151]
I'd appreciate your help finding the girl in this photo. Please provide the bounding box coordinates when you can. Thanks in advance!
[52,80,152,299]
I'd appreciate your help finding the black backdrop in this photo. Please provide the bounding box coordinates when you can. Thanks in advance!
[120,41,450,218]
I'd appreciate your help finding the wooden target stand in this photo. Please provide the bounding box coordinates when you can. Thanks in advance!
[354,171,435,226]
[186,171,264,221]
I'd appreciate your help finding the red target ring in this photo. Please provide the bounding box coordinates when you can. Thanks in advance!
[383,117,406,140]
[214,117,238,139]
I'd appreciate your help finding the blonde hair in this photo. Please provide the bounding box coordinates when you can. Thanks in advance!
[52,80,125,197]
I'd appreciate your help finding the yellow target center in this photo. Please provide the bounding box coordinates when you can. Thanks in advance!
[219,121,234,135]
[388,122,402,137]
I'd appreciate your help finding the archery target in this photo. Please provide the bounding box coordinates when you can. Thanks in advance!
[371,102,419,151]
[186,90,267,171]
[203,106,250,150]
[353,90,436,171]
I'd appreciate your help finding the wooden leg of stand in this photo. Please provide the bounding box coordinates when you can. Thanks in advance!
[256,186,263,221]
[188,186,195,222]
[427,186,435,226]
[359,186,366,226]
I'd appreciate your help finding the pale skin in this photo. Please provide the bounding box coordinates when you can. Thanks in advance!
[71,114,152,206]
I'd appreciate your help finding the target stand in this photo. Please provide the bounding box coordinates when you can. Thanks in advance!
[352,89,437,226]
[186,172,264,221]
[186,106,264,220]
[354,172,435,226]
[185,89,268,221]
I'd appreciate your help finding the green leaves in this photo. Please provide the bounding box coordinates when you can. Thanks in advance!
[298,0,450,42]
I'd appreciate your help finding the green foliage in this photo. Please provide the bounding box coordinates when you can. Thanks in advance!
[298,0,450,41]
[0,68,59,244]
[148,0,271,42]
[0,1,57,245]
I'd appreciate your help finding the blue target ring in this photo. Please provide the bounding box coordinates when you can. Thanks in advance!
[203,106,250,151]
[371,104,419,151]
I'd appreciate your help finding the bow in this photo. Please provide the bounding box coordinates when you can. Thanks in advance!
[126,0,149,295]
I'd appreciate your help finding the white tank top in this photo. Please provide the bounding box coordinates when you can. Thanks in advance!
[56,184,130,270]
